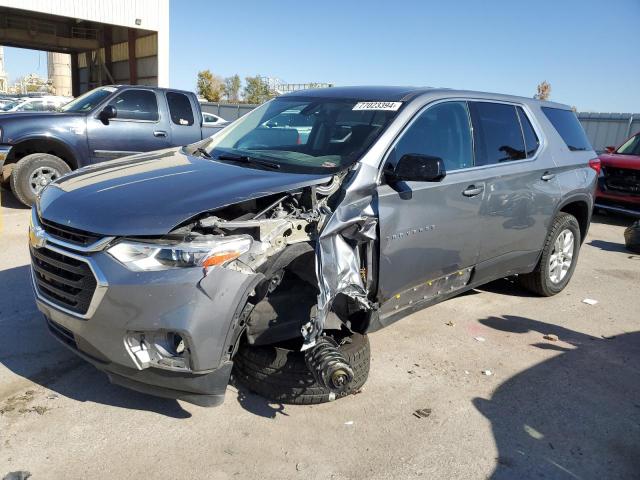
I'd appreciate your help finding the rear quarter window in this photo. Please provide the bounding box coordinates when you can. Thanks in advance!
[166,91,195,126]
[541,107,592,152]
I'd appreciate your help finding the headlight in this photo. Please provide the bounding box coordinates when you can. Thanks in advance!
[107,235,252,271]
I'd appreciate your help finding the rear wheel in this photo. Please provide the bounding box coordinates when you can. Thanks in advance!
[10,153,71,207]
[518,212,581,296]
[233,332,370,405]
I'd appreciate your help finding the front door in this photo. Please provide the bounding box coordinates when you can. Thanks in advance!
[87,88,171,163]
[376,101,486,312]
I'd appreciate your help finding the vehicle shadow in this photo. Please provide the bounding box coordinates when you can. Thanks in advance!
[591,212,635,227]
[474,315,640,479]
[231,380,289,419]
[0,265,191,418]
[587,239,629,253]
[475,277,537,298]
[0,186,28,210]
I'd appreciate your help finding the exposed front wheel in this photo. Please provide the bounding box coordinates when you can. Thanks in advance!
[518,212,581,296]
[233,332,370,405]
[10,153,71,207]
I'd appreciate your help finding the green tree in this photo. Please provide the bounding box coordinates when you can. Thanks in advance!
[224,74,242,102]
[243,76,272,104]
[197,70,224,102]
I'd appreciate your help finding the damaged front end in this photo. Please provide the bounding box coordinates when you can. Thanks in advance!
[161,167,381,393]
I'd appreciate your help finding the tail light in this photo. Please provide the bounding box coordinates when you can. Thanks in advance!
[588,158,601,175]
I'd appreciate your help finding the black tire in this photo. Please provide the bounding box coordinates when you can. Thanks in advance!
[10,153,71,207]
[233,332,370,405]
[518,212,581,296]
[624,220,640,254]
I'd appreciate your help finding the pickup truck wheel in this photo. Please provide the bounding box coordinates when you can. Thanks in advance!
[518,212,581,296]
[232,332,370,405]
[10,153,71,207]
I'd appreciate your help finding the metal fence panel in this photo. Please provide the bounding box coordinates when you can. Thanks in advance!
[577,112,638,152]
[200,102,259,121]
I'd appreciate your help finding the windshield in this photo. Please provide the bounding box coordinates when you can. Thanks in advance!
[60,87,116,113]
[616,134,640,156]
[202,97,401,173]
[0,101,20,111]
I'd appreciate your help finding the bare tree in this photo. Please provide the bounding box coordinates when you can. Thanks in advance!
[534,81,551,101]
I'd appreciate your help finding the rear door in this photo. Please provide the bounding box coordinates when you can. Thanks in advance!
[87,88,171,162]
[469,101,562,277]
[165,91,204,145]
[376,101,486,310]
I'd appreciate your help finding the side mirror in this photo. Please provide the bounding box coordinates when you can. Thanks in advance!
[99,105,117,124]
[386,154,446,183]
[605,146,616,154]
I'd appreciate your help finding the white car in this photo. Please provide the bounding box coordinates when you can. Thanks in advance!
[0,96,71,113]
[202,112,229,127]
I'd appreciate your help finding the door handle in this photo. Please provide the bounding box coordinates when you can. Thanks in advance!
[153,130,167,137]
[462,185,484,197]
[541,172,556,181]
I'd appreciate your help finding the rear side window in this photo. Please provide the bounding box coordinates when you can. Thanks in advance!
[108,89,159,121]
[516,107,540,157]
[393,101,473,171]
[469,102,526,165]
[167,92,195,126]
[541,107,592,151]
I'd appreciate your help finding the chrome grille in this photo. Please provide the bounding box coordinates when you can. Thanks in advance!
[30,246,97,315]
[39,217,101,247]
[604,167,640,195]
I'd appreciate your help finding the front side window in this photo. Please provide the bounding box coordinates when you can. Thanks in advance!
[203,97,400,173]
[469,102,527,165]
[615,133,640,156]
[60,87,115,113]
[203,113,218,124]
[108,89,159,121]
[166,92,194,126]
[19,101,45,111]
[391,101,473,171]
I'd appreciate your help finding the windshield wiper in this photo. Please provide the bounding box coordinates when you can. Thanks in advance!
[217,154,281,170]
[192,147,213,159]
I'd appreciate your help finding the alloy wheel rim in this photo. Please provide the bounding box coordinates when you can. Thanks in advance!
[29,166,61,195]
[549,229,574,283]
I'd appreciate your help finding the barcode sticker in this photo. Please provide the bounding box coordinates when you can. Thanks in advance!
[352,101,402,111]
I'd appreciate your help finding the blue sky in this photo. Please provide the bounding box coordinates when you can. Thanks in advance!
[4,0,640,112]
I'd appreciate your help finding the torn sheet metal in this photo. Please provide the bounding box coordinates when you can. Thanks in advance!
[303,162,381,348]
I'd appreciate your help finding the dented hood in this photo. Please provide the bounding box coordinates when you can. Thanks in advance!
[38,148,330,236]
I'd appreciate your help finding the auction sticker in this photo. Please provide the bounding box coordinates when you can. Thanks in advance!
[352,101,402,111]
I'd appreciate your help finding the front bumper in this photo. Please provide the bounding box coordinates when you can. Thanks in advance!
[32,233,261,406]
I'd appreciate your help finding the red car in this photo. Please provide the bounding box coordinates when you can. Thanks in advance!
[595,131,640,217]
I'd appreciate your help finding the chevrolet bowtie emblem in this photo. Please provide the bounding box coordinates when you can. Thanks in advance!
[29,225,47,249]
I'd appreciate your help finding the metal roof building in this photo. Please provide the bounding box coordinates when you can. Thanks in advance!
[0,0,169,95]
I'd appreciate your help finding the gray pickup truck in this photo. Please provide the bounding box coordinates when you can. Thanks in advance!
[0,85,223,206]
[30,86,597,407]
